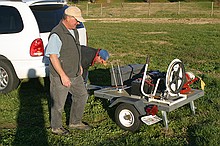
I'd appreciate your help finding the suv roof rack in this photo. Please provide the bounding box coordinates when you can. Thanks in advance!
[2,0,66,1]
[22,0,67,6]
[22,0,67,2]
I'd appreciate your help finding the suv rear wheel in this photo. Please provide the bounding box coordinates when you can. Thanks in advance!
[0,60,20,93]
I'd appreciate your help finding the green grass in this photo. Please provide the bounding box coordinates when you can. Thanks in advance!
[1,3,220,146]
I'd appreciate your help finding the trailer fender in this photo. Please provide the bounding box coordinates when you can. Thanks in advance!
[109,97,146,115]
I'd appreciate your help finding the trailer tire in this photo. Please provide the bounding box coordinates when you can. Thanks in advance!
[115,103,142,132]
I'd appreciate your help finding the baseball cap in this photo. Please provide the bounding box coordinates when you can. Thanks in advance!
[65,6,85,22]
[99,49,109,61]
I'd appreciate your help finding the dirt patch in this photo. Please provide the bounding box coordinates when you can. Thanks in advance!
[0,123,17,129]
[86,18,220,24]
[141,31,168,34]
[141,40,172,45]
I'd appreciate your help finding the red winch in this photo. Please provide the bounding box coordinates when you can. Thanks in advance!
[180,72,198,94]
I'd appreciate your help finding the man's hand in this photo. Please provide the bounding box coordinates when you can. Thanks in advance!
[80,65,83,75]
[60,74,71,87]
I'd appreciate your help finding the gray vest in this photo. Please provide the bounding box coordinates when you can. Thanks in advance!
[49,21,81,78]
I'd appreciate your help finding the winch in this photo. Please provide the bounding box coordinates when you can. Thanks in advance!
[180,72,198,94]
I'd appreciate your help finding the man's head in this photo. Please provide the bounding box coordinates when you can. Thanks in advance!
[95,49,110,65]
[63,6,85,29]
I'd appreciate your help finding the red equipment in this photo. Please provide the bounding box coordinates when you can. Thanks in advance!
[180,72,198,94]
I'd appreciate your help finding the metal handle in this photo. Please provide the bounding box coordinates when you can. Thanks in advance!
[146,55,150,64]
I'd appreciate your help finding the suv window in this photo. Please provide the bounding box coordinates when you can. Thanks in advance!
[0,5,23,34]
[31,4,68,33]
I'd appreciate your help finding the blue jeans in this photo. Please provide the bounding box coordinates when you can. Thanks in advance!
[50,75,88,129]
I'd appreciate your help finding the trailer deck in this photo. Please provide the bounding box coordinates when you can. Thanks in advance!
[94,86,204,130]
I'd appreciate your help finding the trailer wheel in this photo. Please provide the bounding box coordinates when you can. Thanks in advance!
[115,103,142,132]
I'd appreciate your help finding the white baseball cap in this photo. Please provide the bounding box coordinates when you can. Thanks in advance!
[65,6,85,22]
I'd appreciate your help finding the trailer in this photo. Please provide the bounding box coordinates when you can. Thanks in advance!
[92,58,204,132]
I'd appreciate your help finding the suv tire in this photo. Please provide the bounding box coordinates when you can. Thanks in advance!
[0,60,20,93]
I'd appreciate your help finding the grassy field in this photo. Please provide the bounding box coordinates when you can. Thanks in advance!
[1,2,220,146]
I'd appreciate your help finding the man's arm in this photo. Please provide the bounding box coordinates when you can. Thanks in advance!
[46,34,71,87]
[50,54,71,87]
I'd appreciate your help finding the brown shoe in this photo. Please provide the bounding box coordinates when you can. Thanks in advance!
[69,122,91,130]
[52,127,69,135]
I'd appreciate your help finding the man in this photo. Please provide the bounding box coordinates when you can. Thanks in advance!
[81,45,110,84]
[45,6,91,135]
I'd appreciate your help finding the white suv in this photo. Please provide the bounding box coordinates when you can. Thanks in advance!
[0,0,87,93]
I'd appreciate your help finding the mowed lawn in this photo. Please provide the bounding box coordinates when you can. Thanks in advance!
[1,18,220,145]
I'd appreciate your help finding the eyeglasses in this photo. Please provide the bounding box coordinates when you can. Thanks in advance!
[68,15,80,23]
[74,18,80,23]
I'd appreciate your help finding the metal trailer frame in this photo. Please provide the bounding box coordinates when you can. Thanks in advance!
[94,86,204,130]
[92,59,204,130]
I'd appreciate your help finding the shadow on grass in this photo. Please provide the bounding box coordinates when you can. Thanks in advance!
[88,68,116,122]
[12,69,49,146]
[88,68,111,86]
